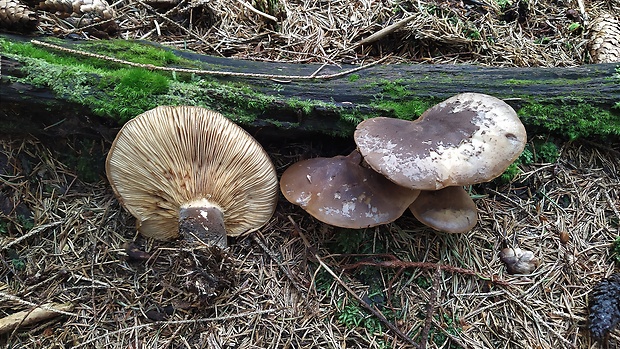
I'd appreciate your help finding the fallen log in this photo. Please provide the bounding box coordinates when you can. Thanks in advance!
[1,34,619,141]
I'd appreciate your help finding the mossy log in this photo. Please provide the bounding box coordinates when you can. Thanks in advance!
[1,34,619,141]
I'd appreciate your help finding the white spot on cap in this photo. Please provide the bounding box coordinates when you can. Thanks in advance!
[297,192,312,207]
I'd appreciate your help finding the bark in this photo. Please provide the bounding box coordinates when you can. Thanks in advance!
[1,34,619,141]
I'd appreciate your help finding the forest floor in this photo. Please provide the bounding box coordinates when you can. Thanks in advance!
[1,0,620,348]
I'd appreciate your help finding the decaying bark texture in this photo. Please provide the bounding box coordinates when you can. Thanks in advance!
[1,35,619,141]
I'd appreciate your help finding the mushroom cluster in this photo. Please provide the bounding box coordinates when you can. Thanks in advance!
[106,106,279,249]
[281,93,527,233]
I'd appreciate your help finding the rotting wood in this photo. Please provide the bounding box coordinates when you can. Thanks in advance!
[1,34,619,141]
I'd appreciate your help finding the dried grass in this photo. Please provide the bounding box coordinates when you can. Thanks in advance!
[0,136,619,348]
[33,0,619,66]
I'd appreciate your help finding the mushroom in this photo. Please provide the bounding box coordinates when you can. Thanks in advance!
[408,186,477,234]
[499,247,540,274]
[106,106,279,249]
[280,150,420,228]
[354,93,527,191]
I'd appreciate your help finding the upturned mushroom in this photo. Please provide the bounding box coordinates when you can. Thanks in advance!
[106,106,279,249]
[354,93,527,191]
[280,150,420,228]
[408,186,478,234]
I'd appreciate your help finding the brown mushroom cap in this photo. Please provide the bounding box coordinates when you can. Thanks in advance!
[280,151,420,228]
[354,93,527,190]
[106,106,278,243]
[408,186,478,234]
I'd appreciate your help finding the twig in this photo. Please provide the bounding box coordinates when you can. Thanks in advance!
[342,255,512,288]
[1,221,63,251]
[576,0,587,24]
[0,292,78,317]
[352,15,416,48]
[0,303,74,335]
[68,308,279,349]
[603,189,620,233]
[236,0,277,22]
[30,40,390,81]
[288,216,420,349]
[419,267,440,349]
[250,233,306,298]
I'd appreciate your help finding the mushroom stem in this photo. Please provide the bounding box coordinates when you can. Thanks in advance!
[179,199,227,249]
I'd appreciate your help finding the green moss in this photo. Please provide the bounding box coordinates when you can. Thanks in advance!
[287,98,316,115]
[4,37,618,141]
[97,68,170,121]
[366,79,439,120]
[0,220,7,235]
[3,39,174,121]
[348,73,361,82]
[500,162,521,183]
[374,99,434,120]
[81,40,183,66]
[518,102,620,140]
[379,79,409,98]
[11,257,26,271]
[499,140,559,182]
[612,237,620,265]
[16,214,35,231]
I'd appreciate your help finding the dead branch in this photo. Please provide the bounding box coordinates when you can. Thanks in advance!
[419,267,441,349]
[341,254,512,288]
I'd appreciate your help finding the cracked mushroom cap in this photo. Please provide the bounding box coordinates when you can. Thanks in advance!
[408,186,478,234]
[354,93,527,190]
[280,150,420,228]
[106,106,279,241]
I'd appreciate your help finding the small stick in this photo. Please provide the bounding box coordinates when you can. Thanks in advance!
[576,0,587,24]
[352,15,416,48]
[0,292,77,317]
[30,40,390,81]
[342,255,512,288]
[288,216,420,349]
[1,221,63,250]
[0,303,74,335]
[419,267,440,349]
[236,0,277,22]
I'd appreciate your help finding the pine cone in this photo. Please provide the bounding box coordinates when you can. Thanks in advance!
[588,12,620,63]
[35,0,114,23]
[589,273,620,341]
[0,0,38,29]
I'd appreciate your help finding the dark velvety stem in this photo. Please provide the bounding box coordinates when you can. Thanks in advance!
[179,205,227,249]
